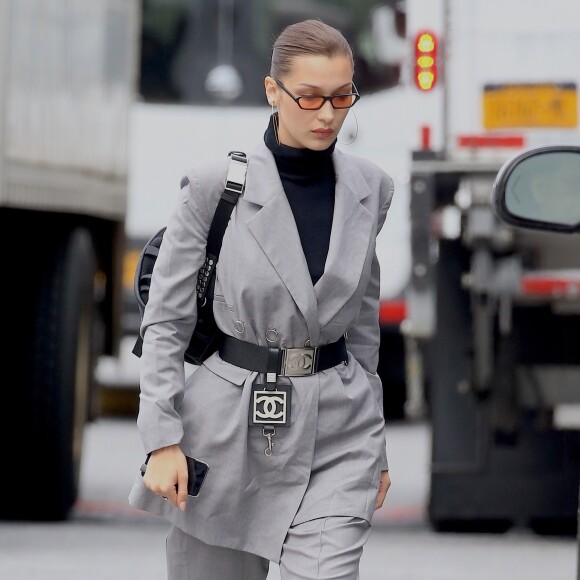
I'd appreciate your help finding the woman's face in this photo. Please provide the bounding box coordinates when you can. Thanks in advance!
[265,54,354,150]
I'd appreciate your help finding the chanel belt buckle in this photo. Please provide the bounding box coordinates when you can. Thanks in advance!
[281,347,319,377]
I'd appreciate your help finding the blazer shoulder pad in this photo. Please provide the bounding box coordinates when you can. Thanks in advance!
[343,152,395,207]
[180,155,231,190]
[179,155,235,212]
[347,152,393,182]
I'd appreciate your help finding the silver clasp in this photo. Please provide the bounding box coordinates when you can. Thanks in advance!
[280,347,319,377]
[263,427,275,456]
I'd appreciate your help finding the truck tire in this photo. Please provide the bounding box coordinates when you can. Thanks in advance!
[378,328,407,420]
[2,226,96,520]
[426,239,510,532]
[427,240,579,534]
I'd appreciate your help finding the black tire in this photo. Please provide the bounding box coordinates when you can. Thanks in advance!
[2,227,96,520]
[432,518,512,534]
[529,517,577,537]
[427,240,496,532]
[377,328,407,421]
[427,240,579,532]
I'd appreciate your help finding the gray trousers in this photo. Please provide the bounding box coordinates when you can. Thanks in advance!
[166,516,371,580]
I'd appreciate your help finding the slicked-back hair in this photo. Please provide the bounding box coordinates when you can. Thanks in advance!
[270,19,354,79]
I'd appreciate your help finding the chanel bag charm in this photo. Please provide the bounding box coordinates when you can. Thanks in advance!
[249,378,292,428]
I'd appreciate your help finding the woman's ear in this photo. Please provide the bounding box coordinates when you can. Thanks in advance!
[264,76,278,106]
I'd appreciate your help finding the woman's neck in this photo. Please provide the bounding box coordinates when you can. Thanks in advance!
[264,114,335,176]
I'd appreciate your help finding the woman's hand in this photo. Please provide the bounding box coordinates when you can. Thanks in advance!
[374,470,391,510]
[143,444,189,512]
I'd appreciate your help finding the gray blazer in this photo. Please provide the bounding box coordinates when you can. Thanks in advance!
[129,139,395,562]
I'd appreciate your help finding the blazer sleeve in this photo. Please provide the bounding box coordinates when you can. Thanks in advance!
[136,172,213,455]
[346,171,395,471]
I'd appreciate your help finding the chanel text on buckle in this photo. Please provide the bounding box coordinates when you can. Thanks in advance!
[281,346,318,377]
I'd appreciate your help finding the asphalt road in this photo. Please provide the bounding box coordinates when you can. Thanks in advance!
[0,414,575,579]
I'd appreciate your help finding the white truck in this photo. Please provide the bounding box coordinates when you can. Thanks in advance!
[403,0,580,533]
[1,1,140,520]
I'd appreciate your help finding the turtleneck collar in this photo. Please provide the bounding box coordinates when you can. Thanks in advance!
[264,114,336,178]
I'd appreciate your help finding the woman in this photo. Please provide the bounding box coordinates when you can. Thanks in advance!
[129,18,393,580]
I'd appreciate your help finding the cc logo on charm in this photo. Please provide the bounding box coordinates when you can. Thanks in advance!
[252,390,287,424]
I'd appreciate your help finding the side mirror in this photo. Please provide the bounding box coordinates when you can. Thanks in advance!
[491,145,580,233]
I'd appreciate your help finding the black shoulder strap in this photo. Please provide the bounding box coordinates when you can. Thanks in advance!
[195,151,247,304]
[132,151,247,358]
[205,151,248,263]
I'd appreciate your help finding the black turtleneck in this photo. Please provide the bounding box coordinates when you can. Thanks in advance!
[264,114,335,286]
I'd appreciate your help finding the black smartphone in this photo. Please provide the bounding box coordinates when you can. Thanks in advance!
[184,455,210,497]
[140,454,210,497]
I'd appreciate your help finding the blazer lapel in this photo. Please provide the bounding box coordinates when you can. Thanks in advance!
[314,149,375,329]
[244,142,321,343]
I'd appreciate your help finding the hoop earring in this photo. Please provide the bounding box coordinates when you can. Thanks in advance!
[271,103,280,146]
[337,110,358,146]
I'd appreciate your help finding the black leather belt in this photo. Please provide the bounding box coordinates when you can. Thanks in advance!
[219,335,348,377]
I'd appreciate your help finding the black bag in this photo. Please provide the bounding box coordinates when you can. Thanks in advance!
[131,151,248,366]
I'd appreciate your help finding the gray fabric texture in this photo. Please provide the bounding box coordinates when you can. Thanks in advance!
[166,516,370,580]
[166,525,269,580]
